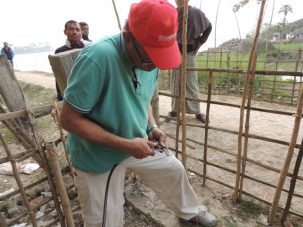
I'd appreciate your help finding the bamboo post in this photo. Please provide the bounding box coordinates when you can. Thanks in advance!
[46,142,75,227]
[111,0,122,31]
[52,101,75,181]
[280,138,303,225]
[268,86,303,224]
[291,48,302,105]
[179,0,189,168]
[239,54,257,199]
[0,134,37,227]
[203,71,213,186]
[233,0,267,202]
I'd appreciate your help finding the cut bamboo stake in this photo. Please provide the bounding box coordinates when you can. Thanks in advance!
[269,86,303,224]
[52,101,75,181]
[0,133,37,227]
[233,0,267,202]
[180,0,189,168]
[280,138,303,225]
[203,71,213,186]
[111,0,121,31]
[46,142,75,227]
[239,54,257,199]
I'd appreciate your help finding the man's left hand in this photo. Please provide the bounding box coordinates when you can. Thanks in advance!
[148,127,167,148]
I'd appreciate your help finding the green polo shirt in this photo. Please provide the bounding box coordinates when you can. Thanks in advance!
[64,34,159,173]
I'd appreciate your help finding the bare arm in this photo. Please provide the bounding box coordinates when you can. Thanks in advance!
[60,101,155,159]
[147,105,167,147]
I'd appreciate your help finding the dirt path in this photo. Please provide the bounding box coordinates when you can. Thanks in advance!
[15,70,55,89]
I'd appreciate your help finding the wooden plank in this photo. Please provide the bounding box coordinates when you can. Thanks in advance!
[48,49,81,95]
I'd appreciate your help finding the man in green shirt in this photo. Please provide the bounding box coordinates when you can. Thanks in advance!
[60,0,217,226]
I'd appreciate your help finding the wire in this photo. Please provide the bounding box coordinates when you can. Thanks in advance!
[102,164,118,227]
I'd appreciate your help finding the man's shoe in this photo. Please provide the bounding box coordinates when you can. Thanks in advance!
[188,209,217,226]
[195,113,206,123]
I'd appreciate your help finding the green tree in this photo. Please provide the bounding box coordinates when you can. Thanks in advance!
[278,4,293,27]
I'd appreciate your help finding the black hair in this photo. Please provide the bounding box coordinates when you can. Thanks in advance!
[64,20,78,29]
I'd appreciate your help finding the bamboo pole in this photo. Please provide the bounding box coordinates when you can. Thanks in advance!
[111,0,121,31]
[0,101,63,122]
[46,142,75,227]
[203,71,213,185]
[166,133,196,149]
[239,54,257,199]
[269,86,303,224]
[52,101,75,181]
[0,134,37,227]
[179,0,189,168]
[233,0,267,202]
[280,138,303,225]
[159,91,301,117]
[161,115,302,150]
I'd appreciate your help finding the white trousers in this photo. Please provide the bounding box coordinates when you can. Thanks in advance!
[74,151,200,227]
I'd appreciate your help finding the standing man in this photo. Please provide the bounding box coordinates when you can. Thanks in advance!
[60,0,217,226]
[169,0,212,123]
[55,20,84,101]
[79,22,92,43]
[1,42,14,69]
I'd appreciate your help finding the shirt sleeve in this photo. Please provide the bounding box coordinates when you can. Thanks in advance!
[64,55,105,113]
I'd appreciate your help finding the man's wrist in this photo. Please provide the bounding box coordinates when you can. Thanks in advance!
[147,124,158,134]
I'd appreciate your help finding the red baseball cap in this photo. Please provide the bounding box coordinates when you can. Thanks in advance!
[128,0,181,70]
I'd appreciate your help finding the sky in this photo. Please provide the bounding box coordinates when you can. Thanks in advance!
[1,0,302,51]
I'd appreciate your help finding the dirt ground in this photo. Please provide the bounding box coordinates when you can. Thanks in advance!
[1,70,303,226]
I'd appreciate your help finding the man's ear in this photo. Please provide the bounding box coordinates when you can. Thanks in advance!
[64,30,67,35]
[122,30,130,45]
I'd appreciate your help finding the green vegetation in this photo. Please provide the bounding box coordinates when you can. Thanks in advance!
[195,45,302,105]
[274,43,303,50]
[19,81,55,107]
[234,198,266,221]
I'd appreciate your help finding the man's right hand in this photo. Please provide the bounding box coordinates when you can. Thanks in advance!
[128,138,157,159]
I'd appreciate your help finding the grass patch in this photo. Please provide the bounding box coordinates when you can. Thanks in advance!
[19,81,55,107]
[234,198,266,220]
